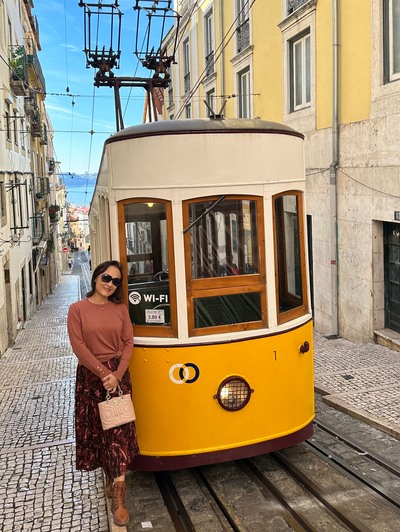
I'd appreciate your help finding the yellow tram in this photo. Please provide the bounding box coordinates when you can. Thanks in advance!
[89,118,314,470]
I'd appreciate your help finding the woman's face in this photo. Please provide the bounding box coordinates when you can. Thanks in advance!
[95,265,122,299]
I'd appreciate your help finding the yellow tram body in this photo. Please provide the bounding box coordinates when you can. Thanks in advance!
[131,320,313,462]
[89,118,315,470]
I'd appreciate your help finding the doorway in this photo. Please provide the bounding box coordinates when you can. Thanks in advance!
[384,222,400,333]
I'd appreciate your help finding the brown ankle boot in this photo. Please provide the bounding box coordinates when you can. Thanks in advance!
[112,481,129,526]
[104,473,113,498]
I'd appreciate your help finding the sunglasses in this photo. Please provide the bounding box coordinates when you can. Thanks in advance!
[101,273,122,287]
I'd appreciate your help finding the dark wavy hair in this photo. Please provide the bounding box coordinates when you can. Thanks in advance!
[87,260,123,303]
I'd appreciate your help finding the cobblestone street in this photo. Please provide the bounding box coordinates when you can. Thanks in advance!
[0,260,399,531]
[0,270,109,532]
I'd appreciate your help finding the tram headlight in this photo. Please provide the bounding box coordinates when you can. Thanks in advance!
[214,376,253,411]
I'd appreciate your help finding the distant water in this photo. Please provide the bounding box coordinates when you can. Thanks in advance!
[66,186,95,207]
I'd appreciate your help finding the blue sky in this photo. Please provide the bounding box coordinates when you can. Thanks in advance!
[34,1,162,175]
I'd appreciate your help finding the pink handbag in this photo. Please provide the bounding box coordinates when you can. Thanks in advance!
[98,386,136,430]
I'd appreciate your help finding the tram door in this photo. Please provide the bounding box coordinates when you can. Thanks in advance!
[384,222,400,333]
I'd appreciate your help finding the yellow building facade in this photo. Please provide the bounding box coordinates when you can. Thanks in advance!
[165,0,400,346]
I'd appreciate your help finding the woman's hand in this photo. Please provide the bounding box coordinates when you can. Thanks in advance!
[102,374,119,393]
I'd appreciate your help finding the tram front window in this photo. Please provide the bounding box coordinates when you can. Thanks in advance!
[124,202,170,328]
[184,195,266,335]
[188,198,259,279]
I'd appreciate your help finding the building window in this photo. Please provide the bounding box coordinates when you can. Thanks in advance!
[204,9,214,76]
[205,88,215,116]
[0,180,6,224]
[236,0,250,53]
[183,38,191,93]
[20,117,25,149]
[185,103,191,118]
[5,101,11,141]
[290,32,311,111]
[384,0,400,82]
[13,109,18,145]
[238,67,251,118]
[168,84,174,107]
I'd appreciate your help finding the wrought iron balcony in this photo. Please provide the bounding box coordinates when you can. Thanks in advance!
[25,92,38,116]
[205,51,214,77]
[35,177,50,199]
[9,45,29,95]
[31,213,45,244]
[40,123,48,145]
[288,0,308,14]
[48,158,55,174]
[184,72,191,94]
[27,49,46,93]
[237,19,250,54]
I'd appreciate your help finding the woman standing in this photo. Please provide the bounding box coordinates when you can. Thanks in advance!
[67,260,139,526]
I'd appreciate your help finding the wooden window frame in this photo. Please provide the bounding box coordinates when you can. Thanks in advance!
[118,198,178,338]
[273,190,309,325]
[183,195,267,336]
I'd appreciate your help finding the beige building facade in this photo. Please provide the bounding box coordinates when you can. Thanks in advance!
[163,0,400,345]
[0,0,66,356]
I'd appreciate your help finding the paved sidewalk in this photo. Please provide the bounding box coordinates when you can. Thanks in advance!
[314,332,400,439]
[0,275,109,532]
[1,274,399,531]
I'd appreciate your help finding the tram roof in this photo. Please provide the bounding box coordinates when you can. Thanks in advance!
[105,118,304,145]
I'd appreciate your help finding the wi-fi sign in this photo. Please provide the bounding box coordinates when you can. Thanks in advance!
[129,292,142,305]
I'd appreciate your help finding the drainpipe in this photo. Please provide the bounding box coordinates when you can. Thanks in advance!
[219,0,225,112]
[330,0,339,335]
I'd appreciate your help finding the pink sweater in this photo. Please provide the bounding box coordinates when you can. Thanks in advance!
[67,298,133,382]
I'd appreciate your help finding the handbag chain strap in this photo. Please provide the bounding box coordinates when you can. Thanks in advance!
[105,385,123,402]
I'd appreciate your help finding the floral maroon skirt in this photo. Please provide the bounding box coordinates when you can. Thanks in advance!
[75,358,140,478]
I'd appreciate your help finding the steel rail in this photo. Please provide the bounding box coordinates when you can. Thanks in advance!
[271,451,371,532]
[313,419,400,476]
[154,472,195,532]
[238,459,317,532]
[304,439,400,512]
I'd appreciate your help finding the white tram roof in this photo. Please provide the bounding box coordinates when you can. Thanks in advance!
[104,118,304,145]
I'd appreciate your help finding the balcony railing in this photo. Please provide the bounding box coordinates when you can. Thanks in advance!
[205,51,214,77]
[288,0,308,14]
[35,177,50,199]
[31,113,42,138]
[237,19,250,54]
[40,123,48,145]
[168,85,174,107]
[27,49,46,93]
[25,92,38,116]
[9,45,29,95]
[31,213,45,244]
[184,72,191,93]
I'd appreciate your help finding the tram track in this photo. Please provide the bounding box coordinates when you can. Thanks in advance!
[151,422,400,532]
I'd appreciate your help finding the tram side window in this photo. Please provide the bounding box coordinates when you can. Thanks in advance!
[184,196,267,335]
[124,202,170,328]
[274,193,308,321]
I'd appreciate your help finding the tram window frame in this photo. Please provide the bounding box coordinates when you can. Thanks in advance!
[273,191,309,324]
[183,195,267,336]
[118,199,178,338]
